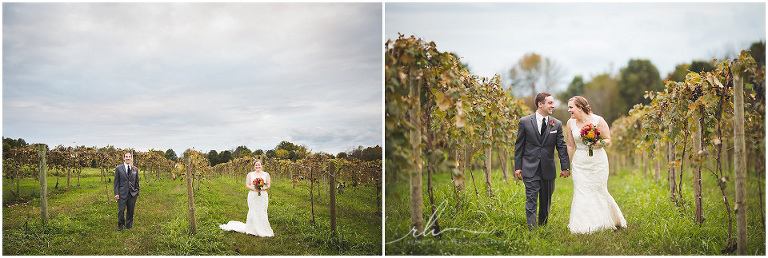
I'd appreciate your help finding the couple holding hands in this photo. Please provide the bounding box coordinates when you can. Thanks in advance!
[514,93,626,234]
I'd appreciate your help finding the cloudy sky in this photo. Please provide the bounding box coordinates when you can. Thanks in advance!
[386,2,765,93]
[3,3,382,155]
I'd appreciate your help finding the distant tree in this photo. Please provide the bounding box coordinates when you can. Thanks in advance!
[265,149,276,159]
[347,146,364,160]
[3,137,11,150]
[3,137,28,152]
[275,149,290,160]
[254,149,264,156]
[165,149,178,162]
[315,152,334,159]
[276,141,298,152]
[293,145,308,161]
[583,74,624,125]
[149,149,165,158]
[274,140,308,161]
[219,150,233,164]
[337,152,348,159]
[617,59,663,114]
[749,41,765,67]
[361,145,382,161]
[233,145,252,158]
[689,60,716,73]
[207,150,219,166]
[508,52,564,99]
[17,138,27,147]
[667,61,715,83]
[342,145,382,161]
[667,63,690,82]
[557,75,586,104]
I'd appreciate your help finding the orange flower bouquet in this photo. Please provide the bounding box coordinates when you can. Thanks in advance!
[580,123,603,156]
[252,177,265,196]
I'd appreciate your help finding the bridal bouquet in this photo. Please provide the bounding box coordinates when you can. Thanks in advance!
[580,123,604,156]
[253,178,265,196]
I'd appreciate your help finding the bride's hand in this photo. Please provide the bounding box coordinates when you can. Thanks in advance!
[595,139,607,148]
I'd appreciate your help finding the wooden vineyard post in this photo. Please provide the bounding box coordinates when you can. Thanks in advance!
[408,74,424,235]
[231,166,236,184]
[694,118,704,226]
[483,145,494,198]
[324,169,328,199]
[195,168,200,191]
[500,147,509,182]
[377,177,382,215]
[654,139,661,181]
[733,64,747,255]
[38,144,48,225]
[310,166,315,224]
[329,160,337,236]
[186,156,197,235]
[668,141,677,204]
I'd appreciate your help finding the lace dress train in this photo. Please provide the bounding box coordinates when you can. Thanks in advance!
[220,186,274,237]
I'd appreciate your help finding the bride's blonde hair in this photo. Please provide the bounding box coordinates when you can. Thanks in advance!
[569,96,592,114]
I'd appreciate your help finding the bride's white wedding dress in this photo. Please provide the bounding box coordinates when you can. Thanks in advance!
[219,172,274,237]
[568,114,627,234]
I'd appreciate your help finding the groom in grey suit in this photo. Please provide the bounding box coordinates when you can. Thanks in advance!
[514,93,570,230]
[114,152,140,231]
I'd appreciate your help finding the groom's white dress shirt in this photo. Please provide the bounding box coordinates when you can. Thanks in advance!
[535,112,548,135]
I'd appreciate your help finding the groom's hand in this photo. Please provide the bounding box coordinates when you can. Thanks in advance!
[560,170,570,178]
[514,169,522,180]
[114,195,119,201]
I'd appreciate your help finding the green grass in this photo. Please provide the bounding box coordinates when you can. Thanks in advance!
[385,167,766,255]
[3,168,381,255]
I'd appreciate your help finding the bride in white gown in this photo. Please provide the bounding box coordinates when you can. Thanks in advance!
[219,160,274,237]
[565,96,627,234]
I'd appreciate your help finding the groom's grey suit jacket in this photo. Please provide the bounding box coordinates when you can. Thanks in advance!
[514,114,570,180]
[114,164,140,199]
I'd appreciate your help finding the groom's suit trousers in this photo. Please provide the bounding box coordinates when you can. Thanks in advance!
[523,164,555,229]
[118,194,137,228]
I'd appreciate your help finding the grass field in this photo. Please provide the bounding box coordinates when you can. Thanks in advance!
[385,166,766,255]
[3,168,381,255]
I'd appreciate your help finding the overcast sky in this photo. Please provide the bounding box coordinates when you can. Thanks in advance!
[386,2,765,94]
[3,3,382,155]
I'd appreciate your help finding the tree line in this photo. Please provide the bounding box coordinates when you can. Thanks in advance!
[159,140,381,167]
[6,137,380,169]
[509,41,765,127]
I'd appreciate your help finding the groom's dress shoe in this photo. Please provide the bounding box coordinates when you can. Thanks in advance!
[117,226,123,232]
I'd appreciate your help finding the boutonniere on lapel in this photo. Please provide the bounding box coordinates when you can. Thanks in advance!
[549,119,555,127]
